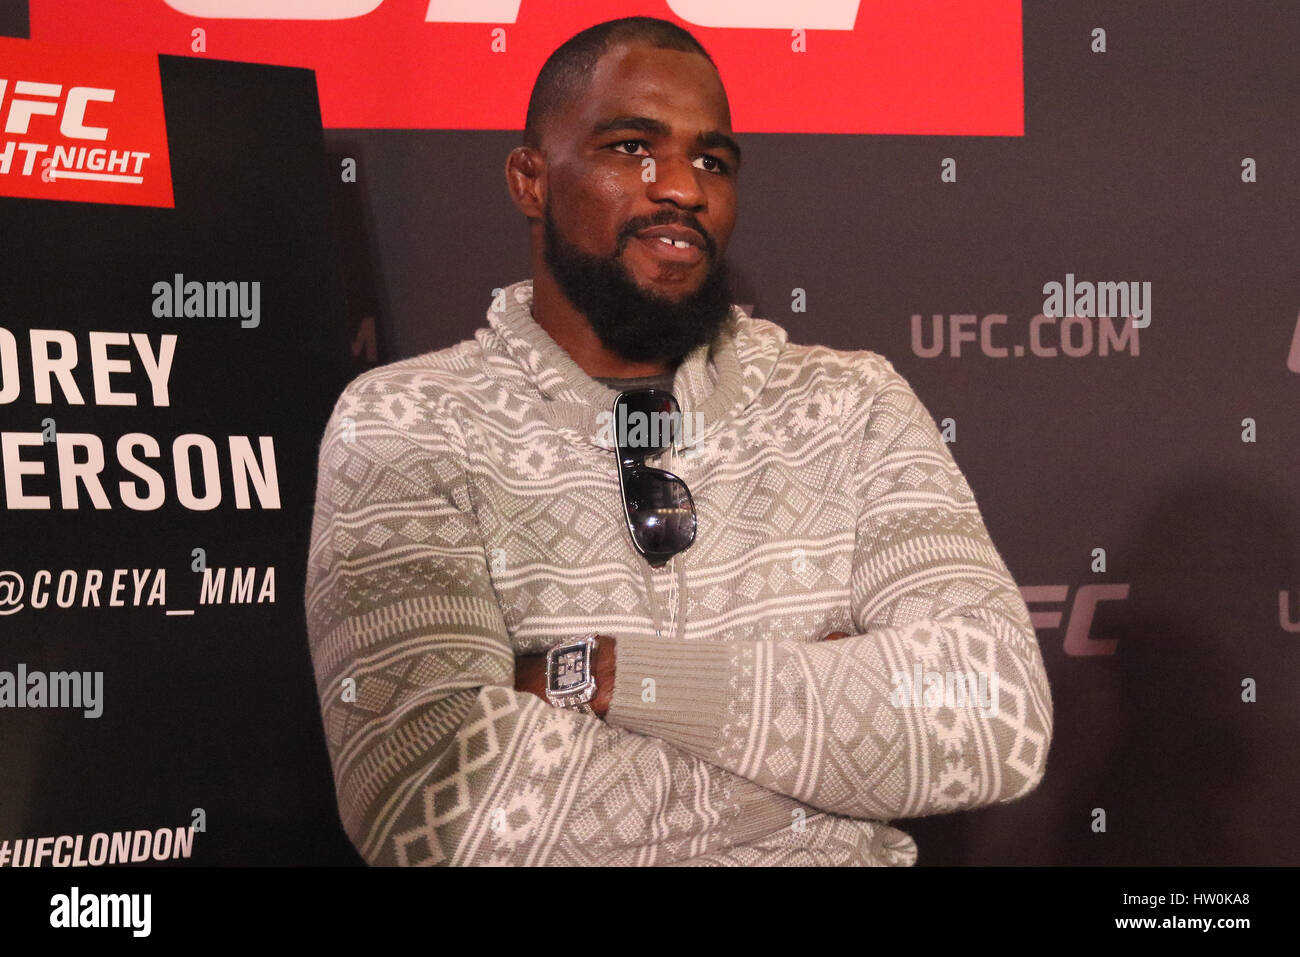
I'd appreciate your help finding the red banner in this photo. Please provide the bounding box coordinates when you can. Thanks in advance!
[29,0,1023,134]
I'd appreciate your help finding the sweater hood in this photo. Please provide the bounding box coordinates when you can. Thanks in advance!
[477,278,788,449]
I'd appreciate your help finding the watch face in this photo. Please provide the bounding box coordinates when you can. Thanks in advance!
[548,642,592,693]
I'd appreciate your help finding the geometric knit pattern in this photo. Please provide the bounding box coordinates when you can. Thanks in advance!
[304,278,1054,865]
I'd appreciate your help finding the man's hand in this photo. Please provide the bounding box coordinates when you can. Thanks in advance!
[822,631,850,641]
[514,635,618,717]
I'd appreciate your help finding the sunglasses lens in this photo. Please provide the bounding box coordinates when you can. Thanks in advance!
[614,389,681,458]
[622,466,696,564]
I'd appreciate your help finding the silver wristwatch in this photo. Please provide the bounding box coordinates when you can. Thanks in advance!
[544,632,599,715]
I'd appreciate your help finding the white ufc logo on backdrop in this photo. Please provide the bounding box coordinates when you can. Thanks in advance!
[161,0,862,29]
[0,80,115,140]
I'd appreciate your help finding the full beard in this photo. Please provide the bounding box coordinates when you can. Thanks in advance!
[541,203,736,367]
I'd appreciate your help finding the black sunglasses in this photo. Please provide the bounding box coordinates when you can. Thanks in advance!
[612,389,697,567]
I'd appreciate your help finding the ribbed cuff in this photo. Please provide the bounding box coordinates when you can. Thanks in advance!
[605,634,734,758]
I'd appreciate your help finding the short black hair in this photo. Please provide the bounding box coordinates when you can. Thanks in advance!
[523,16,718,151]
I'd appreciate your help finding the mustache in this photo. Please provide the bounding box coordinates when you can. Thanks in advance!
[622,217,714,256]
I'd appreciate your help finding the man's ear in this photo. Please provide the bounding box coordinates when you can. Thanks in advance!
[505,146,546,220]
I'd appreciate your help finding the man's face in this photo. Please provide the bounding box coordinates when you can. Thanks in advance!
[537,42,740,366]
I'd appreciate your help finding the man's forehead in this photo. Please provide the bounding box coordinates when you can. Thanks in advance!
[577,43,729,128]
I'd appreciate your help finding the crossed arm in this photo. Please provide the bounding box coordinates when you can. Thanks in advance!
[512,630,849,717]
[306,360,1053,865]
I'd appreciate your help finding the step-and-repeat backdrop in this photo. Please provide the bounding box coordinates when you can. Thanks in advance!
[3,1,1297,865]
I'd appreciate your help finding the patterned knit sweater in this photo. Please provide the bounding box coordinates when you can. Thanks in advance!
[303,278,1054,866]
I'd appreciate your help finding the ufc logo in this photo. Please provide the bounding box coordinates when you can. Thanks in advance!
[161,0,862,29]
[0,79,115,140]
[1022,584,1129,656]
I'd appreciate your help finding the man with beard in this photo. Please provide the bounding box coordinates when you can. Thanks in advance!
[304,16,1053,866]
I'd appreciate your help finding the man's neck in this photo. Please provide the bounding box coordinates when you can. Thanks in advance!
[529,272,671,379]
